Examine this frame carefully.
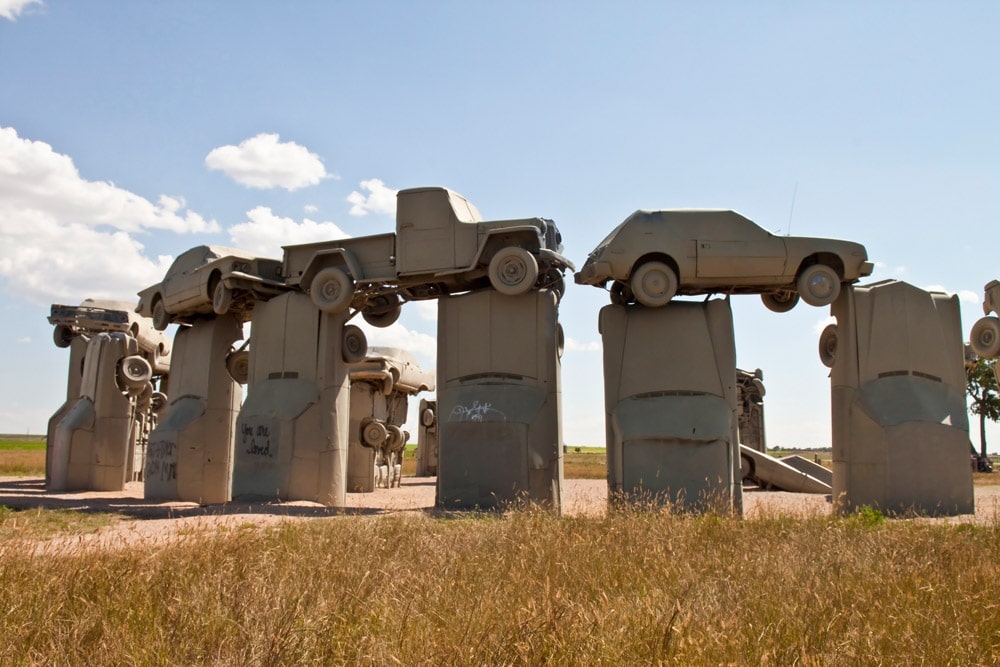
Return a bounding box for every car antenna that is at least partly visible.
[786,181,798,236]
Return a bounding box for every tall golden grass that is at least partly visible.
[2,506,999,665]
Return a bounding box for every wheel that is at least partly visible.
[362,420,388,447]
[381,368,399,396]
[751,378,766,398]
[386,425,406,452]
[421,407,436,427]
[362,294,402,328]
[797,264,841,307]
[819,324,839,368]
[151,391,168,413]
[556,323,565,359]
[53,325,74,348]
[971,316,1000,358]
[226,349,250,384]
[342,324,368,364]
[151,296,170,331]
[609,281,633,305]
[212,280,233,315]
[488,247,539,295]
[117,355,152,391]
[310,267,354,314]
[629,261,677,308]
[761,290,800,313]
[740,454,755,482]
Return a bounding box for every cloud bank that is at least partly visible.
[0,126,214,303]
[347,178,397,216]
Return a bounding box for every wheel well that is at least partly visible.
[797,253,844,279]
[303,255,350,289]
[629,253,679,280]
[481,232,541,264]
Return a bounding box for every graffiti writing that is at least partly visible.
[449,400,507,422]
[242,422,275,458]
[145,439,176,482]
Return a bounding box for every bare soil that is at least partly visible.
[3,476,999,552]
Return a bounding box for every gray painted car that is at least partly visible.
[575,209,873,311]
[136,245,286,330]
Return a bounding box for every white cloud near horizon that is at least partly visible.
[0,0,41,20]
[227,206,349,257]
[347,178,397,216]
[0,126,213,303]
[357,320,437,364]
[205,133,329,191]
[565,337,600,352]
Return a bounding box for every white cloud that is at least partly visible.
[565,337,600,352]
[812,314,837,334]
[303,204,318,214]
[205,133,329,191]
[0,0,41,21]
[227,206,349,257]
[347,178,397,216]
[0,126,213,304]
[873,261,906,277]
[17,337,30,343]
[357,320,437,364]
[416,300,438,322]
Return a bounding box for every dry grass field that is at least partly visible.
[3,442,1000,664]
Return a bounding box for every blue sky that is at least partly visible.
[1,1,998,449]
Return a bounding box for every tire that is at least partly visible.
[556,323,565,359]
[797,264,841,307]
[761,290,800,313]
[151,391,168,413]
[971,316,1000,358]
[118,355,152,391]
[136,382,154,407]
[386,425,406,452]
[538,268,565,300]
[151,296,170,331]
[226,349,250,384]
[310,267,355,314]
[421,407,436,427]
[609,281,633,305]
[489,247,539,296]
[362,294,402,328]
[53,325,74,348]
[819,323,838,368]
[212,280,233,315]
[629,261,677,308]
[342,324,368,364]
[740,454,755,482]
[380,368,399,396]
[362,420,388,447]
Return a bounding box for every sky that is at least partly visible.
[1,1,998,450]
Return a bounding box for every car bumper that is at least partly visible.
[574,260,612,285]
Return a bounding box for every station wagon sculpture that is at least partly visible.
[575,209,873,311]
[283,187,574,326]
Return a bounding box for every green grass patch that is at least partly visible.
[0,440,46,451]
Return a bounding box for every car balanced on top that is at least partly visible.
[575,209,873,311]
[282,186,574,327]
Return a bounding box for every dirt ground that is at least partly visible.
[3,476,999,552]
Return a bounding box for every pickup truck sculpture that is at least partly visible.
[283,187,574,326]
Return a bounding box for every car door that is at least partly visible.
[695,212,788,282]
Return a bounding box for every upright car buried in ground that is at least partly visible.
[575,209,873,311]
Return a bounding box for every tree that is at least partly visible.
[967,357,1000,458]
